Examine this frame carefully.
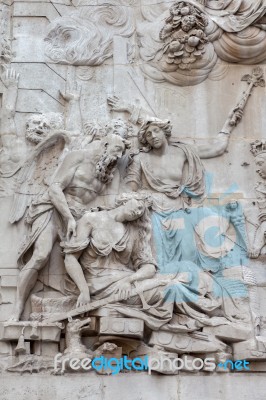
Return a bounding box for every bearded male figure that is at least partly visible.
[10,134,130,321]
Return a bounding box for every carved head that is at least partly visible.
[104,133,131,160]
[25,113,64,144]
[66,317,91,334]
[115,192,153,222]
[105,118,133,139]
[138,119,172,149]
[250,140,266,180]
[95,134,131,184]
[120,198,146,222]
[225,199,239,211]
[255,154,266,180]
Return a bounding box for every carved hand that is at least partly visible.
[112,279,132,300]
[248,248,261,259]
[67,217,77,241]
[60,82,81,102]
[107,95,129,112]
[1,68,20,88]
[228,108,243,127]
[76,291,91,307]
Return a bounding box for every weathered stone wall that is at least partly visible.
[0,1,266,398]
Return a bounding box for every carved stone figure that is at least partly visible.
[108,95,242,211]
[249,140,266,258]
[61,193,249,336]
[0,68,24,194]
[9,134,130,321]
[63,194,156,308]
[25,113,64,145]
[63,317,93,362]
[1,0,266,383]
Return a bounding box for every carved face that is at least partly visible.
[122,199,145,222]
[227,200,238,210]
[145,124,166,149]
[25,115,51,144]
[255,155,266,179]
[109,119,128,138]
[106,135,126,160]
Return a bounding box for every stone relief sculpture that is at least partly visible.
[43,0,266,86]
[60,194,249,327]
[249,140,266,258]
[0,63,264,375]
[1,0,266,381]
[202,0,266,32]
[107,91,242,211]
[44,2,134,65]
[138,1,218,86]
[9,133,130,321]
[0,68,23,195]
[138,0,266,85]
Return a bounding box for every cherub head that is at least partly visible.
[225,199,239,211]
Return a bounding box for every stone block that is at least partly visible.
[81,317,98,336]
[0,322,63,342]
[202,324,252,343]
[33,341,59,357]
[0,304,14,322]
[232,337,266,361]
[99,317,144,339]
[148,331,228,354]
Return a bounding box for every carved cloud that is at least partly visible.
[44,4,134,65]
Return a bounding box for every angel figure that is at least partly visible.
[9,131,130,321]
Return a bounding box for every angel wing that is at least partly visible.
[9,130,70,224]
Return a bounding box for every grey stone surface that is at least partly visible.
[0,0,266,395]
[0,373,266,400]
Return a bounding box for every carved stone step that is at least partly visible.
[99,317,144,339]
[148,331,229,354]
[0,322,63,342]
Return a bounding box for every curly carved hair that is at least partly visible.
[138,119,172,147]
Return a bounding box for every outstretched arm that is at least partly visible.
[60,82,82,135]
[110,263,156,300]
[195,110,243,159]
[64,214,94,306]
[107,95,148,125]
[1,68,19,141]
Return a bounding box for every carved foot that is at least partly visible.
[8,302,23,322]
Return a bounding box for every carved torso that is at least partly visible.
[142,146,186,187]
[65,153,106,206]
[88,212,126,248]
